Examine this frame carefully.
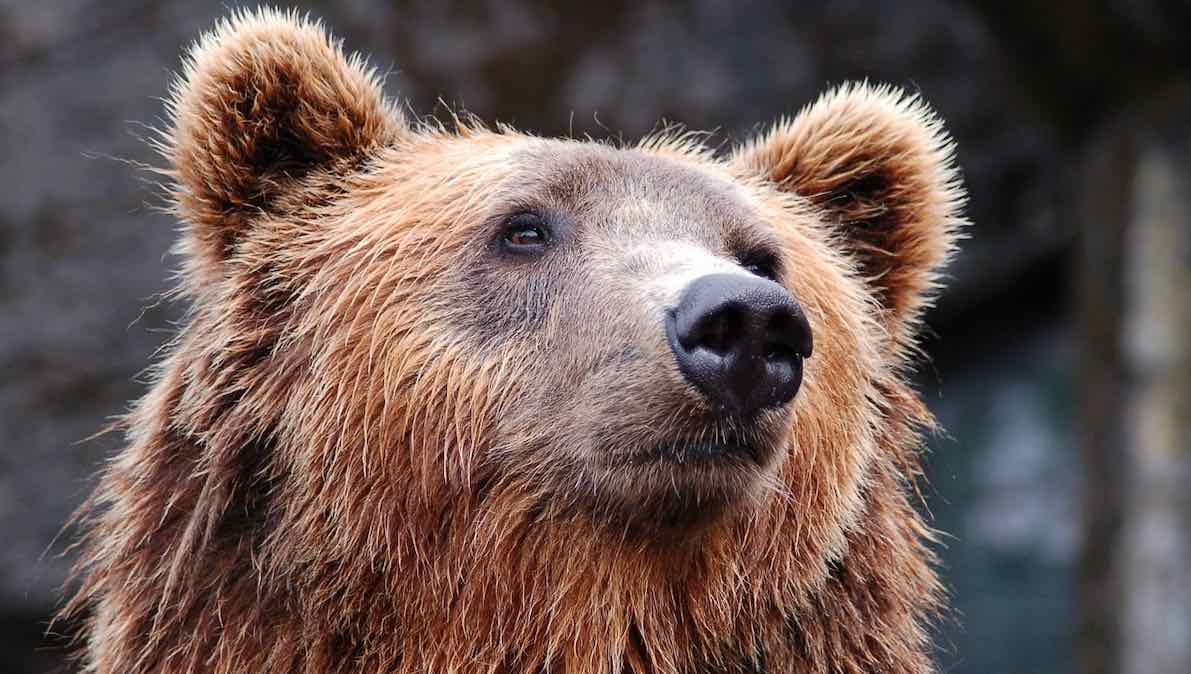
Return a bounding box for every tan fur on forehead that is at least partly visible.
[64,9,959,674]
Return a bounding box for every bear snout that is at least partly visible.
[666,273,812,419]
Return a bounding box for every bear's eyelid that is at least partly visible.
[735,248,782,281]
[498,210,553,255]
[724,220,782,276]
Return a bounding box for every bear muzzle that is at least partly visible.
[666,273,812,420]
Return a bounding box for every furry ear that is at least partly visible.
[732,83,965,348]
[164,8,404,277]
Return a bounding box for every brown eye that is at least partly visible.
[738,250,780,281]
[502,212,551,253]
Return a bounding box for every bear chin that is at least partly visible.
[584,428,788,532]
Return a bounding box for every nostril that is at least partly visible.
[765,309,813,360]
[764,342,795,363]
[685,303,743,356]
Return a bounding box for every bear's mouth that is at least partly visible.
[588,431,778,531]
[618,435,765,467]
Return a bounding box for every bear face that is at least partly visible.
[67,9,964,674]
[367,139,878,532]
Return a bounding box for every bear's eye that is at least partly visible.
[501,211,551,253]
[737,250,780,281]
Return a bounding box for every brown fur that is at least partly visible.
[63,9,966,674]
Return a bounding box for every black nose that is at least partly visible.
[666,273,813,418]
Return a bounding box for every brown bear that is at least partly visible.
[64,8,966,674]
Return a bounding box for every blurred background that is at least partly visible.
[1,1,1188,672]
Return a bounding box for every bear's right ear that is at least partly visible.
[164,9,404,278]
[730,84,965,352]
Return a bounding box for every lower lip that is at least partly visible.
[625,440,760,466]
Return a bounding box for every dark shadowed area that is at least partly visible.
[1,2,1187,673]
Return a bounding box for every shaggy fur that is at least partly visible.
[64,9,966,674]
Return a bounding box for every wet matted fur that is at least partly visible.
[63,8,966,674]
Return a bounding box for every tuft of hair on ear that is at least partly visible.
[732,83,967,354]
[160,7,405,283]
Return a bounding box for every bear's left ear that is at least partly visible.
[731,84,966,348]
[164,9,406,281]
